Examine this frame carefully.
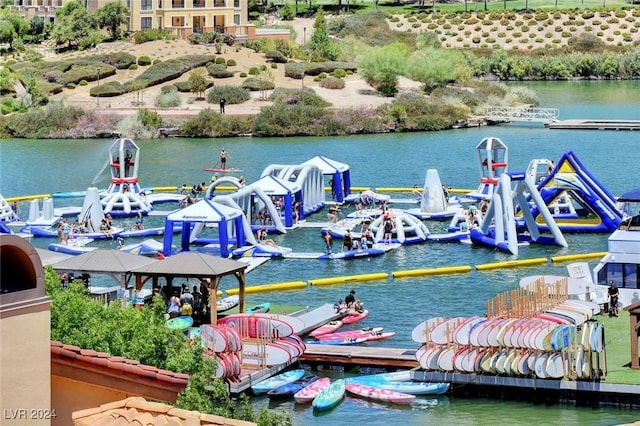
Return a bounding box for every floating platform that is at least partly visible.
[294,303,343,335]
[301,344,418,368]
[546,119,640,130]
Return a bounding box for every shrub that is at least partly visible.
[161,85,178,94]
[138,108,162,128]
[319,77,345,89]
[206,86,250,104]
[215,57,226,65]
[206,64,233,78]
[105,52,137,69]
[129,64,138,70]
[154,91,181,108]
[79,80,88,86]
[271,63,278,69]
[44,70,63,83]
[226,59,236,67]
[269,88,330,108]
[138,56,152,66]
[67,83,76,89]
[134,28,174,44]
[173,80,214,92]
[331,69,346,78]
[241,77,275,91]
[265,50,288,64]
[239,72,247,77]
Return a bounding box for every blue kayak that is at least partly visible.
[267,375,318,399]
[252,369,306,395]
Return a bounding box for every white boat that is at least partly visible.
[591,191,640,308]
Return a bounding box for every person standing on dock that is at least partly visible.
[608,281,620,317]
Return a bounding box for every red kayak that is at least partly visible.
[345,382,416,404]
[365,331,396,342]
[294,377,331,403]
[316,327,384,341]
[342,309,369,324]
[309,320,343,338]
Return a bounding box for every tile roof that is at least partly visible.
[51,341,190,386]
[72,397,256,426]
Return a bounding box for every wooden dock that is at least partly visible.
[300,344,419,368]
[546,119,640,130]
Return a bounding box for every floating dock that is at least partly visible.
[301,344,418,368]
[546,119,640,130]
[295,303,343,335]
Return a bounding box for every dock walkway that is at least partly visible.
[301,344,418,368]
[294,303,343,335]
[546,119,640,130]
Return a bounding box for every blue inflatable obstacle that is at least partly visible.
[522,151,623,233]
[470,173,567,255]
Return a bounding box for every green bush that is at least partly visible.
[269,88,330,107]
[271,63,277,69]
[239,72,247,77]
[161,85,178,94]
[215,57,226,65]
[129,64,138,70]
[154,91,181,108]
[206,86,250,104]
[125,55,215,91]
[241,77,275,91]
[206,64,233,78]
[79,80,88,86]
[248,67,260,75]
[67,83,76,89]
[331,68,346,78]
[226,59,236,67]
[134,28,174,44]
[265,50,288,64]
[174,80,214,92]
[105,52,137,69]
[138,56,152,66]
[138,108,162,128]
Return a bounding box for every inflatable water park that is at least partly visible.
[2,136,630,264]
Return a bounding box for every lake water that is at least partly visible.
[1,81,639,424]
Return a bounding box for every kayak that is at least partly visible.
[165,316,193,331]
[216,295,239,313]
[267,375,318,399]
[312,379,346,411]
[374,381,450,395]
[365,331,396,342]
[348,370,412,384]
[315,327,383,341]
[294,377,331,404]
[346,382,416,405]
[306,337,368,345]
[309,320,343,338]
[342,309,369,324]
[251,369,306,395]
[245,302,271,314]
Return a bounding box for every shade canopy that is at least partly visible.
[302,155,350,174]
[619,188,640,202]
[252,175,302,195]
[166,198,243,222]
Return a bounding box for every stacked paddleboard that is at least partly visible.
[412,300,604,380]
[217,313,306,367]
[200,324,243,379]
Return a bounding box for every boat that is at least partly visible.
[365,331,396,342]
[251,369,306,395]
[245,302,271,314]
[373,381,450,395]
[342,309,369,324]
[345,382,416,405]
[216,295,239,313]
[312,379,346,411]
[294,377,331,404]
[315,327,384,341]
[309,320,343,338]
[267,375,318,399]
[348,370,412,384]
[306,337,368,345]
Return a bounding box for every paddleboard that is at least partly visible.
[437,347,456,371]
[365,331,395,342]
[218,314,294,338]
[252,313,306,334]
[411,317,446,343]
[309,320,343,337]
[203,167,243,173]
[242,341,292,366]
[545,352,565,379]
[430,317,465,345]
[342,309,369,324]
[316,327,384,341]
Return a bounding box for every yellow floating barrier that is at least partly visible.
[375,187,415,193]
[149,186,177,192]
[226,281,307,295]
[475,257,548,271]
[5,194,51,202]
[392,265,473,278]
[551,252,607,263]
[309,273,388,286]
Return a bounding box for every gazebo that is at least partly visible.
[51,249,158,288]
[131,252,248,324]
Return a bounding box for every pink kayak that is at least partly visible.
[342,309,369,324]
[345,382,416,404]
[294,377,331,403]
[365,331,396,342]
[309,320,343,338]
[316,327,383,341]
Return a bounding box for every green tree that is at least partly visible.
[52,0,100,50]
[28,16,46,43]
[188,68,208,100]
[0,9,29,52]
[406,48,469,93]
[358,42,409,96]
[96,0,128,41]
[307,9,340,61]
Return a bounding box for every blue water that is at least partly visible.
[1,81,639,424]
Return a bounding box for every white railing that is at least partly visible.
[485,106,560,123]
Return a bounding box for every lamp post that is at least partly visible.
[303,27,306,45]
[96,67,100,107]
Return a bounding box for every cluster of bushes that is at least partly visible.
[133,28,175,44]
[206,86,251,105]
[206,63,234,78]
[187,32,234,46]
[180,108,252,137]
[90,55,215,97]
[284,61,357,79]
